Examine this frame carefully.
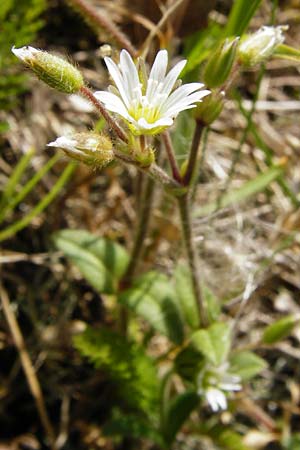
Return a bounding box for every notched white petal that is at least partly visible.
[47,136,77,151]
[12,45,39,61]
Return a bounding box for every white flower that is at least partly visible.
[206,387,228,412]
[94,49,210,135]
[198,363,242,412]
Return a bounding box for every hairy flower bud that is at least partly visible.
[12,46,84,94]
[194,91,224,125]
[238,26,287,67]
[203,37,239,89]
[48,132,114,168]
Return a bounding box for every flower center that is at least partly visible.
[128,96,160,124]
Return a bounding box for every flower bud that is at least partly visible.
[116,137,155,168]
[12,46,84,94]
[203,37,239,89]
[238,26,287,67]
[193,91,224,125]
[47,132,114,168]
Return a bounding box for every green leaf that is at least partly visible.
[214,428,252,450]
[53,229,129,294]
[0,162,76,242]
[174,265,220,330]
[0,153,60,224]
[74,326,159,413]
[119,271,184,344]
[191,323,231,366]
[229,351,267,380]
[171,110,195,161]
[262,315,298,344]
[162,390,199,445]
[0,148,35,210]
[274,44,300,63]
[174,264,199,329]
[182,22,222,77]
[103,410,162,445]
[194,164,284,217]
[174,345,205,383]
[224,0,262,37]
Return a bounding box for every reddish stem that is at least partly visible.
[80,86,128,143]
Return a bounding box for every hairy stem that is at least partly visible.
[177,194,208,328]
[183,120,205,185]
[118,173,157,335]
[66,0,137,57]
[114,150,183,193]
[80,86,128,143]
[121,175,156,288]
[162,131,183,184]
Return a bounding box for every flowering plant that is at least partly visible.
[8,1,300,448]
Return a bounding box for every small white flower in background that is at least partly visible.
[238,25,287,66]
[197,363,241,412]
[205,387,227,412]
[94,49,210,135]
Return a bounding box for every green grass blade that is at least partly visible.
[0,154,60,223]
[273,43,300,62]
[194,164,284,217]
[0,148,35,208]
[224,0,263,37]
[0,162,76,242]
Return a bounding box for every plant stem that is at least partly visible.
[66,0,137,57]
[162,131,183,184]
[177,193,208,328]
[118,173,157,335]
[80,86,128,143]
[183,119,205,185]
[121,175,156,288]
[114,150,183,193]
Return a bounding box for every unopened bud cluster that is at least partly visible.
[12,46,84,94]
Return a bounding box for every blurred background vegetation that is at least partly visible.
[1,1,300,449]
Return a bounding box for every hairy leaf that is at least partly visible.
[74,326,159,413]
[162,390,199,446]
[262,315,298,344]
[229,351,267,380]
[119,271,184,344]
[53,229,129,294]
[191,323,231,366]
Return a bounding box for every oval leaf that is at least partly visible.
[174,264,220,330]
[262,315,298,344]
[162,390,199,445]
[229,351,267,380]
[119,271,184,345]
[191,323,231,366]
[53,229,129,294]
